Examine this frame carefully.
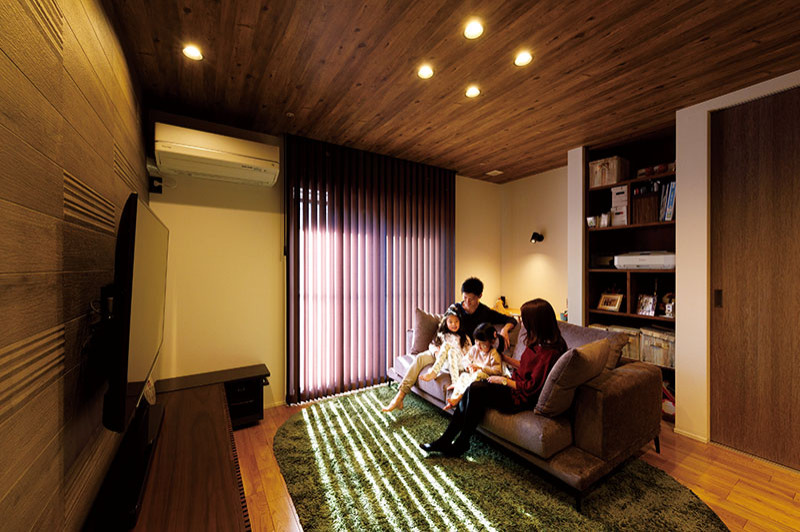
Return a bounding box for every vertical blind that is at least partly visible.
[285,135,455,403]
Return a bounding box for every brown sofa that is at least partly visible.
[387,319,662,508]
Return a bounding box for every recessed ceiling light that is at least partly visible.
[182,44,203,61]
[485,170,504,177]
[465,85,480,98]
[464,19,484,39]
[515,51,533,67]
[418,64,434,79]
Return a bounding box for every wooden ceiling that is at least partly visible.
[104,0,800,183]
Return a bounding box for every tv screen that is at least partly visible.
[103,193,169,432]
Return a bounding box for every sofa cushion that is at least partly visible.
[482,409,572,459]
[410,308,443,354]
[393,353,449,401]
[535,339,610,417]
[513,322,625,367]
[511,322,626,367]
[512,326,528,360]
[558,321,627,369]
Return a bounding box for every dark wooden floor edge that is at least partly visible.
[224,395,252,531]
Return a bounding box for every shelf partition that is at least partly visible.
[589,221,674,232]
[588,309,675,322]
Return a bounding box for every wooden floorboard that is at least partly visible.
[235,404,305,532]
[236,407,800,532]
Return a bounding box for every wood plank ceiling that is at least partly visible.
[104,0,800,183]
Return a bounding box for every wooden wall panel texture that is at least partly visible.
[0,125,63,216]
[0,0,147,530]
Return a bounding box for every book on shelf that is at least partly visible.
[665,181,675,221]
[658,181,676,221]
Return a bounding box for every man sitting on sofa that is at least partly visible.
[382,277,517,412]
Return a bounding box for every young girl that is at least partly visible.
[419,308,471,384]
[444,322,503,410]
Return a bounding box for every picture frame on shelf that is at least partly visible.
[597,293,623,312]
[636,294,656,316]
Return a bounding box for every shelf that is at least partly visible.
[589,268,675,273]
[588,309,675,322]
[588,221,674,232]
[628,171,676,185]
[588,170,675,191]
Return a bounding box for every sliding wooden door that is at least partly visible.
[710,86,800,469]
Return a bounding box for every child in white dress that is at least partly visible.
[419,308,471,383]
[444,322,503,410]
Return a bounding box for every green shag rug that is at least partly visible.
[274,384,728,531]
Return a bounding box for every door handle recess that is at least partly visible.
[714,289,723,308]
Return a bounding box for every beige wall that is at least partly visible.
[566,148,586,325]
[455,176,503,303]
[150,174,286,407]
[455,170,569,314]
[147,168,568,411]
[500,167,568,314]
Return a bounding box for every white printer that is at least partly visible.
[614,251,675,269]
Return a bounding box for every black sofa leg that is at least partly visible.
[575,495,582,513]
[654,436,661,454]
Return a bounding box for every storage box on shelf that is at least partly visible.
[608,325,641,360]
[588,156,629,188]
[640,327,675,368]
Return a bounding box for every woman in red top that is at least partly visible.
[420,298,567,456]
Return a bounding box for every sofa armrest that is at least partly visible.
[573,361,662,460]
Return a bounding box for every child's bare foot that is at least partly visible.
[443,402,454,411]
[447,395,461,409]
[446,384,455,391]
[420,371,436,382]
[382,391,405,412]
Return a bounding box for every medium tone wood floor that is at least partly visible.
[235,405,800,531]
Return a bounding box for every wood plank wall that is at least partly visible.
[0,0,148,529]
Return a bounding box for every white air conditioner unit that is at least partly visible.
[154,122,279,186]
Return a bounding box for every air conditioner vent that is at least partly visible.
[154,123,280,187]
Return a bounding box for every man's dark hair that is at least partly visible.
[460,277,483,297]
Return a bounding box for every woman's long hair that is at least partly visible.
[432,306,469,348]
[520,299,567,354]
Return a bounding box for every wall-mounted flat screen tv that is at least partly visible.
[103,192,169,433]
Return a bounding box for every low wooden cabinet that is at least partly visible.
[86,365,269,530]
[156,364,270,429]
[134,384,250,531]
[134,364,270,529]
[224,373,267,429]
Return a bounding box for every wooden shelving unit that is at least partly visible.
[584,132,676,416]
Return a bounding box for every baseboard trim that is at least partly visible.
[673,427,709,443]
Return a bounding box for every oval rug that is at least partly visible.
[274,384,728,531]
